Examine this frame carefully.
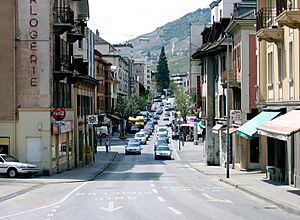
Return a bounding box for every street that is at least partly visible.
[0,133,299,220]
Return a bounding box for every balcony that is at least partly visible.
[256,8,284,43]
[53,55,74,81]
[276,4,300,29]
[53,7,74,35]
[67,19,85,43]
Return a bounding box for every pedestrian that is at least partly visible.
[105,137,109,153]
[179,133,185,147]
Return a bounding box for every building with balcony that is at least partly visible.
[0,0,97,175]
[255,0,300,187]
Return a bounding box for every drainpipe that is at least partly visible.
[13,0,17,156]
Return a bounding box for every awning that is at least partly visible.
[257,109,300,141]
[212,124,224,134]
[180,123,194,128]
[236,111,281,139]
[223,127,237,134]
[198,121,206,128]
[108,114,120,120]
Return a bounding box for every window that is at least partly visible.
[267,52,273,84]
[289,42,293,81]
[278,47,282,83]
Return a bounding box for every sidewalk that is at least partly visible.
[174,140,300,216]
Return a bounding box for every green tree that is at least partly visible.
[156,46,170,92]
[174,88,193,122]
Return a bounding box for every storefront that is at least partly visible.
[257,109,300,187]
[235,111,281,170]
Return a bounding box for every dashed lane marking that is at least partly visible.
[168,207,183,215]
[152,189,158,194]
[157,196,165,202]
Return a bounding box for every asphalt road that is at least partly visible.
[0,130,299,220]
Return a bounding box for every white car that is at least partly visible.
[134,132,147,144]
[0,154,38,178]
[156,126,168,137]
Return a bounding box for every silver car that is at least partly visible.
[154,145,172,160]
[125,141,142,155]
[0,154,38,178]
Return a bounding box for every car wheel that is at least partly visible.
[7,168,18,178]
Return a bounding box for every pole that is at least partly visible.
[226,34,231,178]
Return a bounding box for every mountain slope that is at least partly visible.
[130,8,210,74]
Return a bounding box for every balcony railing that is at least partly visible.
[53,7,74,25]
[256,8,278,31]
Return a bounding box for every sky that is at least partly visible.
[87,0,211,44]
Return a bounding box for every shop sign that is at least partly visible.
[86,115,98,124]
[230,110,241,123]
[52,121,72,135]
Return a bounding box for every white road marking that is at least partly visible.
[150,184,155,188]
[47,213,54,217]
[100,201,122,212]
[152,189,158,194]
[168,207,183,215]
[202,193,232,203]
[171,142,181,161]
[157,196,165,202]
[51,209,57,212]
[0,182,87,219]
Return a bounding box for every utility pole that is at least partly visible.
[225,33,232,179]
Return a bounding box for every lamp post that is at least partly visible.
[225,33,232,179]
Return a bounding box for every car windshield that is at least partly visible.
[158,128,167,132]
[157,146,170,151]
[136,133,145,137]
[157,140,167,145]
[158,133,167,137]
[2,155,19,162]
[128,143,140,147]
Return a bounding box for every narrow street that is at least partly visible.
[0,134,298,220]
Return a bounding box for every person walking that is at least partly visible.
[105,137,109,153]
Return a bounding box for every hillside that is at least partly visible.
[130,8,211,74]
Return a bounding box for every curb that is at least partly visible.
[0,152,118,202]
[87,152,118,181]
[219,178,300,216]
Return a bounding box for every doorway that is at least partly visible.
[249,137,260,169]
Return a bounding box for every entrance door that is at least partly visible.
[249,137,260,169]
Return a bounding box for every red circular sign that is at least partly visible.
[51,108,66,121]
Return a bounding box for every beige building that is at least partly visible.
[0,0,97,175]
[255,0,300,187]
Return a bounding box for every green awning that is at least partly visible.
[236,111,281,139]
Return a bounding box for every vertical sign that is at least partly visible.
[18,0,51,107]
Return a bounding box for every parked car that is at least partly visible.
[0,154,38,178]
[125,141,142,155]
[154,145,172,160]
[134,132,147,144]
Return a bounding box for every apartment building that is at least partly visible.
[254,0,300,187]
[0,0,98,175]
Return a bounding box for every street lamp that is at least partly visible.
[225,33,232,179]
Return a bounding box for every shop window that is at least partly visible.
[60,142,67,157]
